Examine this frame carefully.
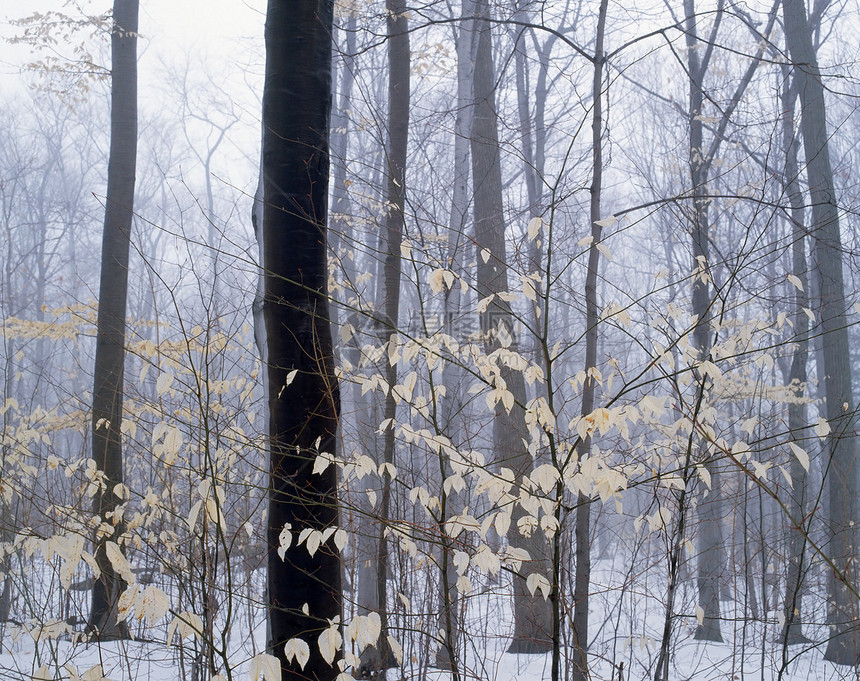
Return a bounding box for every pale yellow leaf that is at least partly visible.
[388,635,403,665]
[284,638,310,670]
[249,652,283,681]
[526,572,551,600]
[105,541,135,584]
[318,622,342,665]
[32,665,51,681]
[485,505,507,537]
[788,441,810,473]
[476,294,494,314]
[81,666,107,681]
[277,525,292,561]
[156,372,174,396]
[138,585,170,625]
[428,269,446,294]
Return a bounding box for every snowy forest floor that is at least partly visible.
[1,556,857,681]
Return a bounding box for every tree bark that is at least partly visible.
[262,1,342,678]
[470,0,552,654]
[677,0,778,643]
[512,13,553,390]
[683,0,724,642]
[360,0,410,675]
[783,0,859,664]
[88,0,138,640]
[434,3,474,672]
[570,4,608,679]
[329,10,358,316]
[778,70,812,647]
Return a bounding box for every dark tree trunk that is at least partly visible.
[683,0,724,643]
[778,70,812,648]
[88,0,138,640]
[570,4,608,679]
[783,0,859,664]
[363,0,410,674]
[470,0,552,654]
[262,1,342,678]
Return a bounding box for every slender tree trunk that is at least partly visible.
[683,0,724,642]
[434,4,474,672]
[778,71,811,647]
[330,10,358,315]
[783,0,859,664]
[329,12,389,673]
[570,4,608,679]
[677,0,777,642]
[262,1,342,678]
[470,0,552,653]
[362,0,410,674]
[512,17,553,389]
[88,0,138,640]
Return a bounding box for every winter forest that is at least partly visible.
[1,0,859,679]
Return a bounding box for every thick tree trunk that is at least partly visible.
[470,0,552,654]
[88,0,138,640]
[783,0,859,664]
[262,1,342,678]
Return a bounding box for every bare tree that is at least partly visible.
[261,0,341,677]
[88,0,139,640]
[777,66,812,648]
[363,0,411,673]
[783,0,859,664]
[571,5,609,679]
[470,0,552,653]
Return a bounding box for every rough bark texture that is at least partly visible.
[262,1,342,678]
[470,0,552,654]
[783,0,859,664]
[88,0,138,640]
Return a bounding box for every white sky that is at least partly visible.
[0,0,270,215]
[0,0,266,94]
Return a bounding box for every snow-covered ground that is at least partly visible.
[2,556,857,681]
